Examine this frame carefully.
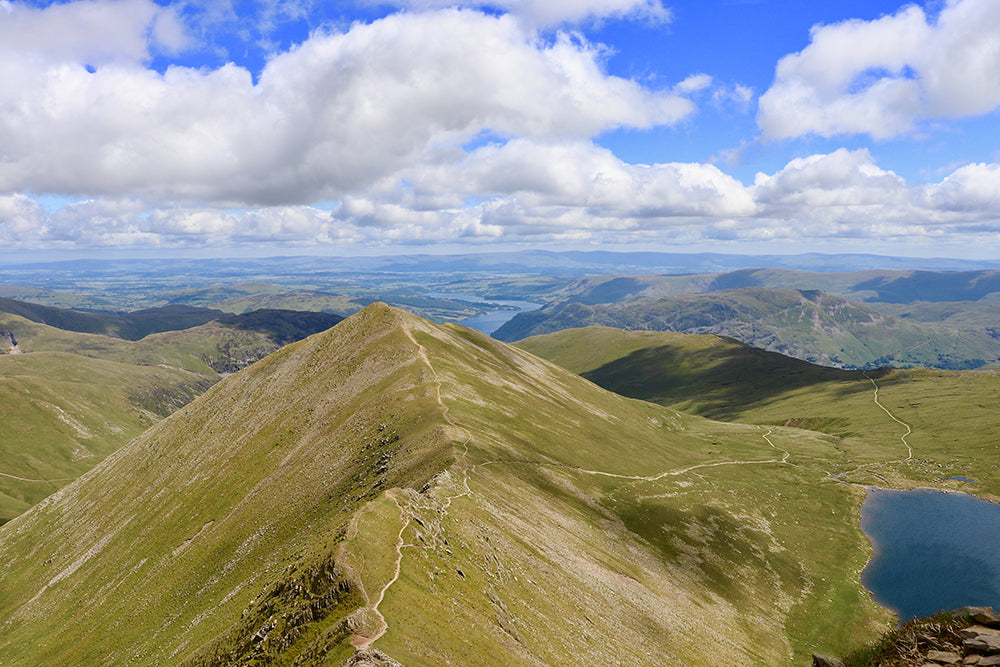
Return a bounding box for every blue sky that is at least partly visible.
[2,0,1000,258]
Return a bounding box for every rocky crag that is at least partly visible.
[815,607,1000,667]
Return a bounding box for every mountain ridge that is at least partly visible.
[0,303,888,665]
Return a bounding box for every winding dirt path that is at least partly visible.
[351,494,410,651]
[0,471,74,483]
[864,371,913,462]
[351,323,475,652]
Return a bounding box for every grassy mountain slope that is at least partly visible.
[0,304,890,665]
[0,351,213,523]
[517,326,1000,498]
[1,308,343,374]
[0,309,343,522]
[495,287,1000,369]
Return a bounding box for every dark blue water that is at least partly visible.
[426,292,541,335]
[860,488,1000,620]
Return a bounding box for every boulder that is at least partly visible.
[960,608,1000,629]
[963,626,1000,640]
[965,634,1000,654]
[812,654,846,667]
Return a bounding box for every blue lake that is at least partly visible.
[426,292,541,335]
[860,488,1000,620]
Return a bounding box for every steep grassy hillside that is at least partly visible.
[0,352,213,522]
[495,288,1000,369]
[518,326,1000,498]
[0,304,892,665]
[0,309,344,522]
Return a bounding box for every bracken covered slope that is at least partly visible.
[0,304,887,665]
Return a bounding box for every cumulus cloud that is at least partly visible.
[754,148,908,209]
[395,139,756,218]
[923,162,1000,213]
[0,8,695,206]
[0,0,187,64]
[758,0,1000,139]
[8,149,1000,251]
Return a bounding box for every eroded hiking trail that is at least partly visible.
[864,371,913,462]
[349,324,475,653]
[494,426,794,484]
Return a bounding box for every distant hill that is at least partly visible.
[0,304,902,665]
[494,287,1000,370]
[560,268,1000,306]
[0,306,343,374]
[6,251,1000,280]
[0,296,226,340]
[515,326,865,420]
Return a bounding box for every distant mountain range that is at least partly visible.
[494,286,1000,369]
[4,250,1000,280]
[555,268,1000,305]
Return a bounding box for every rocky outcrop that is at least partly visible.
[826,607,1000,666]
[0,329,17,352]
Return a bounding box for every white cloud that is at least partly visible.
[0,9,695,206]
[712,83,754,113]
[758,0,1000,139]
[395,139,756,219]
[364,0,671,27]
[0,145,989,250]
[754,148,908,209]
[9,146,1000,252]
[923,162,1000,213]
[674,73,712,94]
[0,0,187,64]
[0,194,46,243]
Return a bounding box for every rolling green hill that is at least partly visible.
[494,287,1000,370]
[0,307,343,374]
[517,326,1000,498]
[0,304,898,665]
